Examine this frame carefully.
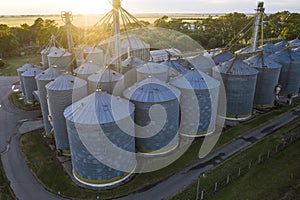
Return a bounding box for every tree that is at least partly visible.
[0,24,19,57]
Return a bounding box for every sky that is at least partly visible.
[0,0,299,15]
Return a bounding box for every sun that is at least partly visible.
[70,0,111,15]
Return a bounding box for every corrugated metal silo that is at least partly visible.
[213,59,258,120]
[73,62,101,81]
[274,40,288,52]
[64,91,136,187]
[170,70,220,137]
[161,59,193,78]
[235,46,260,55]
[74,44,85,66]
[47,48,72,71]
[187,55,216,75]
[260,43,277,56]
[17,63,33,95]
[88,68,124,95]
[123,78,181,155]
[212,51,234,65]
[136,62,169,82]
[35,67,61,134]
[83,47,104,65]
[289,38,300,47]
[41,46,58,69]
[21,67,42,103]
[46,74,87,155]
[121,57,145,89]
[269,47,300,96]
[245,54,282,107]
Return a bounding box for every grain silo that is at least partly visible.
[245,53,282,107]
[35,67,61,135]
[212,51,234,65]
[289,38,300,48]
[121,56,145,74]
[136,62,169,82]
[46,74,87,155]
[17,63,33,95]
[121,57,145,89]
[41,46,58,69]
[73,44,85,66]
[64,91,136,187]
[274,40,288,52]
[73,62,101,81]
[47,48,72,71]
[83,47,104,65]
[170,70,220,137]
[269,47,300,96]
[161,59,193,78]
[120,35,150,62]
[187,55,216,75]
[21,67,42,103]
[123,78,181,155]
[235,46,260,55]
[213,59,258,120]
[260,43,277,56]
[87,68,124,95]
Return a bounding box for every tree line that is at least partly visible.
[0,11,299,58]
[154,11,300,50]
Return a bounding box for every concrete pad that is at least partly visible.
[19,120,44,134]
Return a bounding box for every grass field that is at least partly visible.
[171,120,300,200]
[0,55,41,76]
[19,97,300,199]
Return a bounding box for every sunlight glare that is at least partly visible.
[71,0,111,14]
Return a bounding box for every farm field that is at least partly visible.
[0,13,223,27]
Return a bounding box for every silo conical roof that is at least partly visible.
[161,59,193,75]
[21,67,42,77]
[235,46,260,54]
[274,40,288,52]
[217,59,258,75]
[212,51,234,65]
[17,63,33,72]
[288,38,300,46]
[260,43,277,55]
[46,74,86,91]
[73,62,101,75]
[122,57,145,67]
[187,55,216,73]
[170,69,220,90]
[137,62,169,74]
[64,92,134,124]
[269,47,300,63]
[88,68,124,83]
[35,67,61,81]
[48,48,72,58]
[246,54,282,69]
[123,78,180,103]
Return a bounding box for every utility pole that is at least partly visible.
[113,0,121,73]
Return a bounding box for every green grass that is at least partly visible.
[0,157,16,200]
[19,99,300,199]
[0,55,41,76]
[9,92,40,111]
[170,120,300,200]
